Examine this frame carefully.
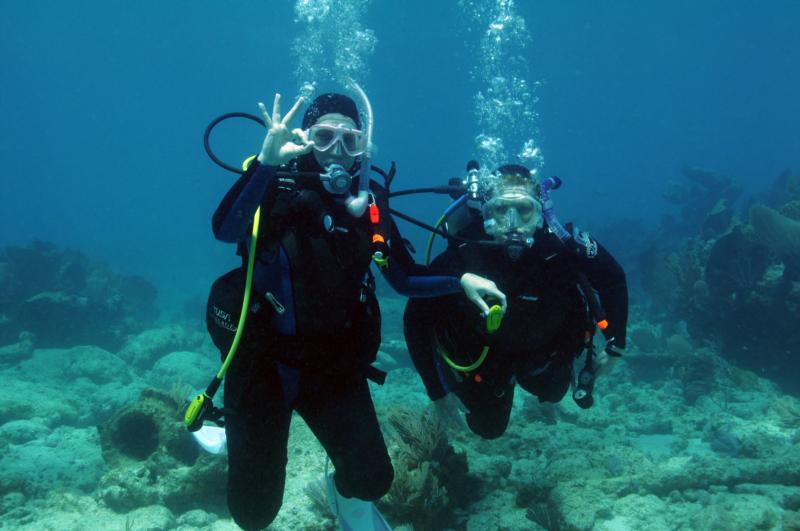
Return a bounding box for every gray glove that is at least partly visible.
[460,273,507,316]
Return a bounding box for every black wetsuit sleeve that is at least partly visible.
[578,240,629,349]
[212,160,277,243]
[404,297,449,400]
[374,190,462,297]
[386,217,427,274]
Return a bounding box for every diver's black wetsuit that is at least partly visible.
[404,218,628,439]
[208,157,459,530]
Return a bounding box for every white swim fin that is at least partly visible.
[191,425,227,455]
[326,471,392,531]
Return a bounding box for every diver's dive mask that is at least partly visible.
[307,124,366,157]
[482,191,543,245]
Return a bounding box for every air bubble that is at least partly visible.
[292,0,376,91]
[463,0,543,171]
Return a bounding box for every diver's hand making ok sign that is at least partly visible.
[256,93,314,166]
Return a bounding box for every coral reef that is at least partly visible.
[763,169,800,208]
[302,475,336,527]
[640,166,800,394]
[661,165,741,239]
[638,238,711,323]
[0,241,158,350]
[520,397,558,425]
[637,245,682,313]
[4,185,800,528]
[772,396,800,429]
[0,331,34,368]
[2,317,800,529]
[0,425,104,497]
[665,333,693,358]
[380,407,481,530]
[96,388,227,514]
[705,225,770,299]
[781,199,800,221]
[629,326,661,353]
[676,353,716,406]
[117,325,209,371]
[701,216,799,392]
[98,388,194,469]
[751,203,800,270]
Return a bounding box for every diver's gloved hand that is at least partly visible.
[256,93,314,166]
[460,273,507,316]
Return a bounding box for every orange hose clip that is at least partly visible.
[597,319,609,330]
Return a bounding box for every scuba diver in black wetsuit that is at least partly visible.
[195,88,505,531]
[404,163,628,439]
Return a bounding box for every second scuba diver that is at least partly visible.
[404,163,629,439]
[202,89,505,531]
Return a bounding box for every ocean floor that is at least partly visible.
[1,297,799,530]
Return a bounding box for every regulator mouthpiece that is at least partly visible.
[320,164,353,195]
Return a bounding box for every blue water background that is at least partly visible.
[2,0,799,314]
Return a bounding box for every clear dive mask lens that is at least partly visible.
[307,124,366,157]
[482,194,543,241]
